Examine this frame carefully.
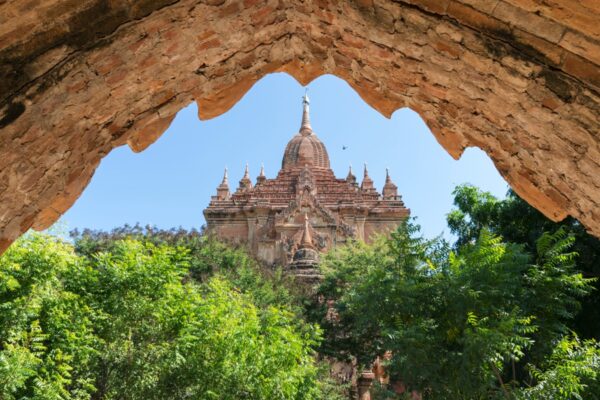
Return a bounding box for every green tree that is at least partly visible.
[447,184,600,339]
[70,225,299,312]
[0,234,98,399]
[315,221,596,399]
[517,335,600,400]
[0,233,323,399]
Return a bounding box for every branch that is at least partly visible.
[491,362,511,400]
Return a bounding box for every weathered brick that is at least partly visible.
[493,1,566,43]
[503,0,600,40]
[105,69,129,86]
[563,52,600,90]
[559,31,600,66]
[95,54,123,76]
[541,96,562,111]
[432,39,462,59]
[434,22,464,43]
[456,0,499,14]
[512,28,564,66]
[447,1,509,33]
[196,38,222,51]
[403,0,450,14]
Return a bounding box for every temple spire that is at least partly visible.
[288,213,320,282]
[256,163,266,185]
[346,164,358,187]
[215,166,230,200]
[382,167,399,200]
[300,214,314,248]
[361,162,376,194]
[238,163,253,191]
[222,167,229,185]
[300,89,312,136]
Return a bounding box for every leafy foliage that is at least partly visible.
[315,220,596,399]
[448,184,600,339]
[0,233,322,399]
[4,184,600,400]
[518,335,600,400]
[70,225,298,312]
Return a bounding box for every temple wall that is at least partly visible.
[207,221,249,246]
[208,211,407,267]
[256,242,277,266]
[363,220,404,243]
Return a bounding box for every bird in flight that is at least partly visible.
[342,145,348,150]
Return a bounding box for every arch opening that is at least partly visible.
[57,73,509,242]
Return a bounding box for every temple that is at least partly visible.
[203,94,409,275]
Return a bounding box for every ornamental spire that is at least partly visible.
[300,214,314,248]
[347,164,354,179]
[346,164,358,187]
[300,89,312,136]
[238,163,253,191]
[361,162,376,194]
[256,163,266,185]
[221,166,229,186]
[383,167,399,200]
[215,166,230,200]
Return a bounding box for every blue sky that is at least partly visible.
[58,73,509,240]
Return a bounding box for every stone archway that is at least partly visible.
[0,0,598,252]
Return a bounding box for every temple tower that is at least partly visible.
[204,94,410,272]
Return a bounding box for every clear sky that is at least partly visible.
[58,73,509,240]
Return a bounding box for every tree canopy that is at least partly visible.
[447,184,600,339]
[0,233,322,400]
[3,185,600,399]
[313,220,599,399]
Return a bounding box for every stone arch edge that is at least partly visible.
[0,0,598,253]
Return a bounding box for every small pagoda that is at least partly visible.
[203,94,410,271]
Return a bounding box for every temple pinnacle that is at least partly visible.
[300,89,312,135]
[382,167,399,200]
[237,163,253,191]
[256,162,266,185]
[346,164,358,187]
[214,166,231,200]
[361,162,376,193]
[300,213,313,247]
[221,166,229,185]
